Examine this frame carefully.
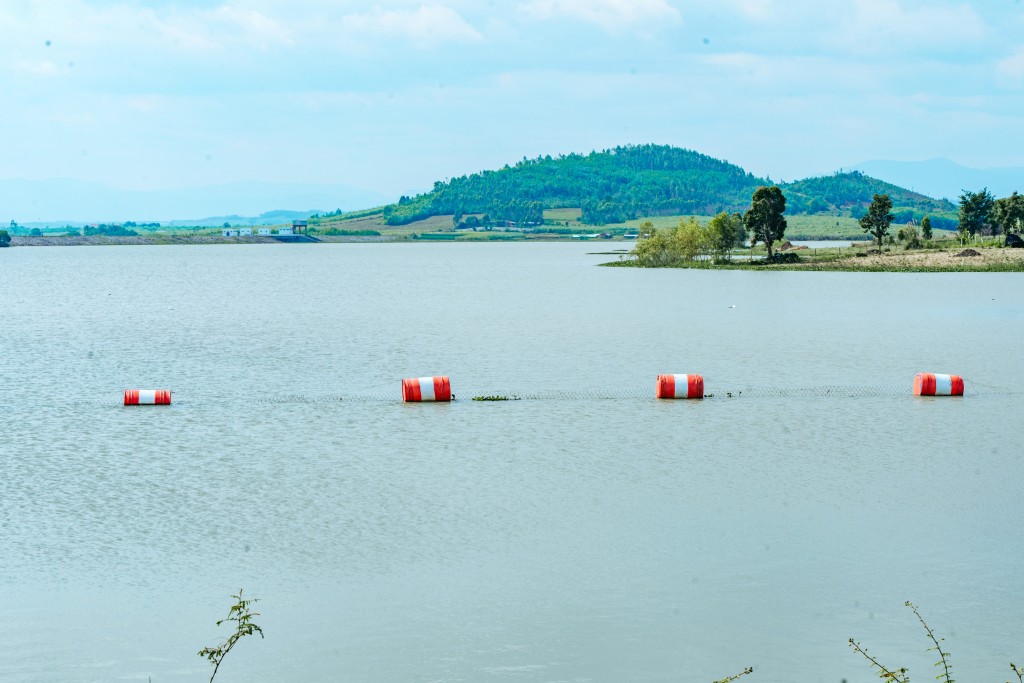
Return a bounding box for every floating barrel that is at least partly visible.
[124,389,172,405]
[913,373,964,396]
[656,374,704,399]
[402,376,451,402]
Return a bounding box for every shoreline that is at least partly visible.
[5,234,396,247]
[7,237,1022,272]
[604,246,1024,272]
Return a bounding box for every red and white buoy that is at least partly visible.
[124,389,172,405]
[402,376,452,402]
[656,374,704,399]
[913,373,964,396]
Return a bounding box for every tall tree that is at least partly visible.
[920,215,932,241]
[744,186,787,260]
[676,217,710,262]
[707,211,743,262]
[958,188,996,239]
[859,193,894,252]
[995,192,1024,235]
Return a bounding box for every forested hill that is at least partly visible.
[384,145,766,225]
[781,172,956,216]
[379,145,955,227]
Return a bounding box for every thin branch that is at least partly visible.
[713,666,753,683]
[905,602,953,683]
[849,638,910,683]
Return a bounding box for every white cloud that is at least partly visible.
[997,47,1024,89]
[339,5,484,49]
[829,0,987,53]
[730,0,774,21]
[207,5,294,50]
[0,1,293,55]
[11,60,65,77]
[518,0,681,31]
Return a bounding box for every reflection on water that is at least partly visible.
[1,243,1022,682]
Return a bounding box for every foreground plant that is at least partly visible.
[713,666,753,683]
[198,589,264,683]
[850,601,952,683]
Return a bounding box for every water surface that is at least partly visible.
[1,243,1022,682]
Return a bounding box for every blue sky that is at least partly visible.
[2,0,1023,201]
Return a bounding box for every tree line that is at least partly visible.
[632,185,1024,266]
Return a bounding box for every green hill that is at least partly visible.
[780,171,956,224]
[383,145,767,226]
[348,145,960,231]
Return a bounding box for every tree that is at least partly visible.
[632,224,676,266]
[958,188,996,239]
[707,211,743,262]
[995,192,1024,235]
[0,229,10,247]
[198,589,264,683]
[631,218,712,266]
[29,227,42,236]
[743,186,787,259]
[676,217,709,261]
[897,225,921,249]
[920,215,932,241]
[859,193,894,252]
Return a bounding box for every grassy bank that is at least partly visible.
[605,244,1024,272]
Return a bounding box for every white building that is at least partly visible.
[258,228,271,236]
[238,227,253,236]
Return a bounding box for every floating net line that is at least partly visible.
[244,379,1016,404]
[55,379,1013,407]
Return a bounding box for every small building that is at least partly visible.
[292,220,308,233]
[277,226,294,236]
[238,227,253,236]
[257,227,271,236]
[222,229,239,237]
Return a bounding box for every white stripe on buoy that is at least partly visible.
[934,374,953,395]
[673,375,690,398]
[418,377,435,401]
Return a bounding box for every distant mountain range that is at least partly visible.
[3,151,1019,229]
[0,179,392,225]
[851,158,1024,202]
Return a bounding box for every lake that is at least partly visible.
[1,242,1022,683]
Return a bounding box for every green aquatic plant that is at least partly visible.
[849,638,910,683]
[907,601,954,683]
[198,589,264,683]
[849,602,953,683]
[713,666,753,683]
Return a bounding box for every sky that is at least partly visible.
[2,0,1023,202]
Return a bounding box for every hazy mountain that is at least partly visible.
[851,159,1024,202]
[0,178,392,224]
